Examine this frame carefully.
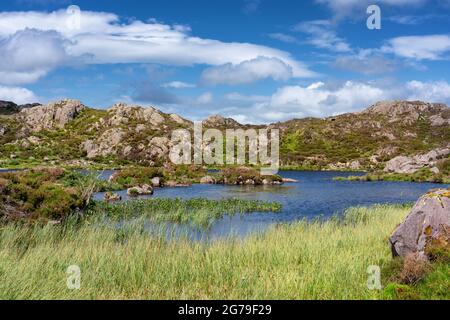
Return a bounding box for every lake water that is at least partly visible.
[93,170,449,240]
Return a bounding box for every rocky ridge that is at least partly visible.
[0,99,449,173]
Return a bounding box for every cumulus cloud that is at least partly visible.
[293,20,351,52]
[200,57,294,86]
[0,9,315,85]
[0,28,71,85]
[382,35,450,60]
[219,80,450,124]
[406,80,450,102]
[0,85,39,104]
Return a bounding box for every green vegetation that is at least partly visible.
[0,204,447,300]
[216,166,283,185]
[90,198,281,228]
[0,168,95,222]
[334,166,450,184]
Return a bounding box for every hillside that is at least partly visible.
[0,99,449,175]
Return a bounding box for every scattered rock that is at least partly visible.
[282,178,299,183]
[164,181,191,187]
[151,177,161,187]
[200,176,216,184]
[389,189,450,260]
[127,184,154,197]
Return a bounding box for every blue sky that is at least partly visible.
[1,0,450,123]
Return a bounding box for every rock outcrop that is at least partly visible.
[17,99,85,132]
[83,128,125,159]
[384,147,450,174]
[362,100,448,125]
[203,115,242,128]
[390,189,450,260]
[107,103,165,127]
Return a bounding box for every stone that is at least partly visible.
[282,178,299,183]
[389,189,450,260]
[151,177,161,187]
[200,176,216,184]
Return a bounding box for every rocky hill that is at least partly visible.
[0,99,449,174]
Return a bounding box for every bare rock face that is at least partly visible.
[148,137,170,158]
[390,189,450,260]
[362,100,448,125]
[18,99,85,132]
[384,147,450,174]
[82,128,125,159]
[170,114,190,125]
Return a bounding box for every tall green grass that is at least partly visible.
[0,204,416,300]
[89,198,282,228]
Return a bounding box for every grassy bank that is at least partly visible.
[2,204,447,300]
[334,168,450,184]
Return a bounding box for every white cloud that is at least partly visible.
[0,28,71,85]
[224,79,450,123]
[0,9,315,84]
[315,0,427,20]
[332,50,397,74]
[200,56,294,85]
[0,85,39,104]
[382,35,450,60]
[197,92,213,104]
[162,81,196,89]
[268,33,299,44]
[406,80,450,102]
[224,92,269,102]
[293,20,351,52]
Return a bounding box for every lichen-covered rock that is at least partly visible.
[17,99,85,132]
[390,189,450,260]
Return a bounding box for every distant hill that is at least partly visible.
[0,101,41,115]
